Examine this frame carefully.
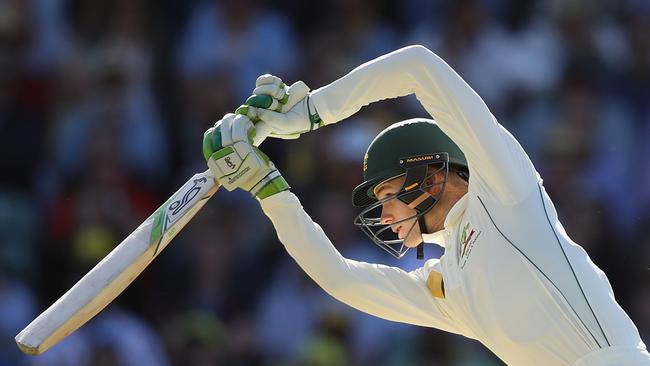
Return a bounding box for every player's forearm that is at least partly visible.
[259,190,354,293]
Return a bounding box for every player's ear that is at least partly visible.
[422,168,434,191]
[423,175,438,194]
[423,166,444,194]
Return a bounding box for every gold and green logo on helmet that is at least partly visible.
[363,152,369,173]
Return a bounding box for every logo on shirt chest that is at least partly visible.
[459,222,482,268]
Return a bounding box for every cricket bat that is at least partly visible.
[15,80,307,355]
[15,170,220,355]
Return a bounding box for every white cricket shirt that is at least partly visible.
[260,46,649,365]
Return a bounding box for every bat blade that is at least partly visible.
[15,170,219,355]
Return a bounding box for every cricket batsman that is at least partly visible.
[202,45,650,365]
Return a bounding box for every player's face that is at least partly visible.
[375,176,422,248]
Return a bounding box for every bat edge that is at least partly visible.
[15,338,42,356]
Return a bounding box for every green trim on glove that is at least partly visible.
[202,127,223,161]
[253,146,271,163]
[256,176,290,200]
[210,146,235,160]
[237,91,290,118]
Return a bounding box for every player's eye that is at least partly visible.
[377,191,390,200]
[379,191,397,202]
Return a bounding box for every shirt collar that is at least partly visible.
[421,193,468,248]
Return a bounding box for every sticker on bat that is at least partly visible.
[150,174,213,255]
[168,177,207,219]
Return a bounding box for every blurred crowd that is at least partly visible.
[0,0,649,365]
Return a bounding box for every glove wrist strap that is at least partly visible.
[307,96,323,131]
[254,174,290,200]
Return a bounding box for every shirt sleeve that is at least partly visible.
[259,190,461,335]
[311,45,540,204]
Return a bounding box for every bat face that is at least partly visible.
[15,170,218,355]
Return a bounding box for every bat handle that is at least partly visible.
[252,121,272,147]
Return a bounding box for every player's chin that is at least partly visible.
[402,232,423,248]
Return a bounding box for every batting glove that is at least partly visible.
[203,113,289,199]
[235,74,323,144]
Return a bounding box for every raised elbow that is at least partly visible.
[387,45,440,76]
[401,44,435,61]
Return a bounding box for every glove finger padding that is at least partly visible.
[235,95,279,120]
[253,81,310,112]
[282,81,310,112]
[228,114,255,144]
[217,113,257,146]
[256,74,283,87]
[217,114,235,146]
[202,126,220,161]
[253,84,286,101]
[239,98,313,138]
[247,106,306,136]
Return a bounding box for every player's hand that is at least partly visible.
[235,74,322,142]
[203,113,289,199]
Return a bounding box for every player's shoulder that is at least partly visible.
[466,166,543,208]
[410,258,442,279]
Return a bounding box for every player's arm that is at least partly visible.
[203,115,460,334]
[315,45,539,203]
[242,46,539,204]
[260,191,460,333]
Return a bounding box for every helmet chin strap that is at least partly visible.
[416,216,427,259]
[407,191,435,260]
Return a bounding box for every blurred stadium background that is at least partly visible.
[0,0,649,365]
